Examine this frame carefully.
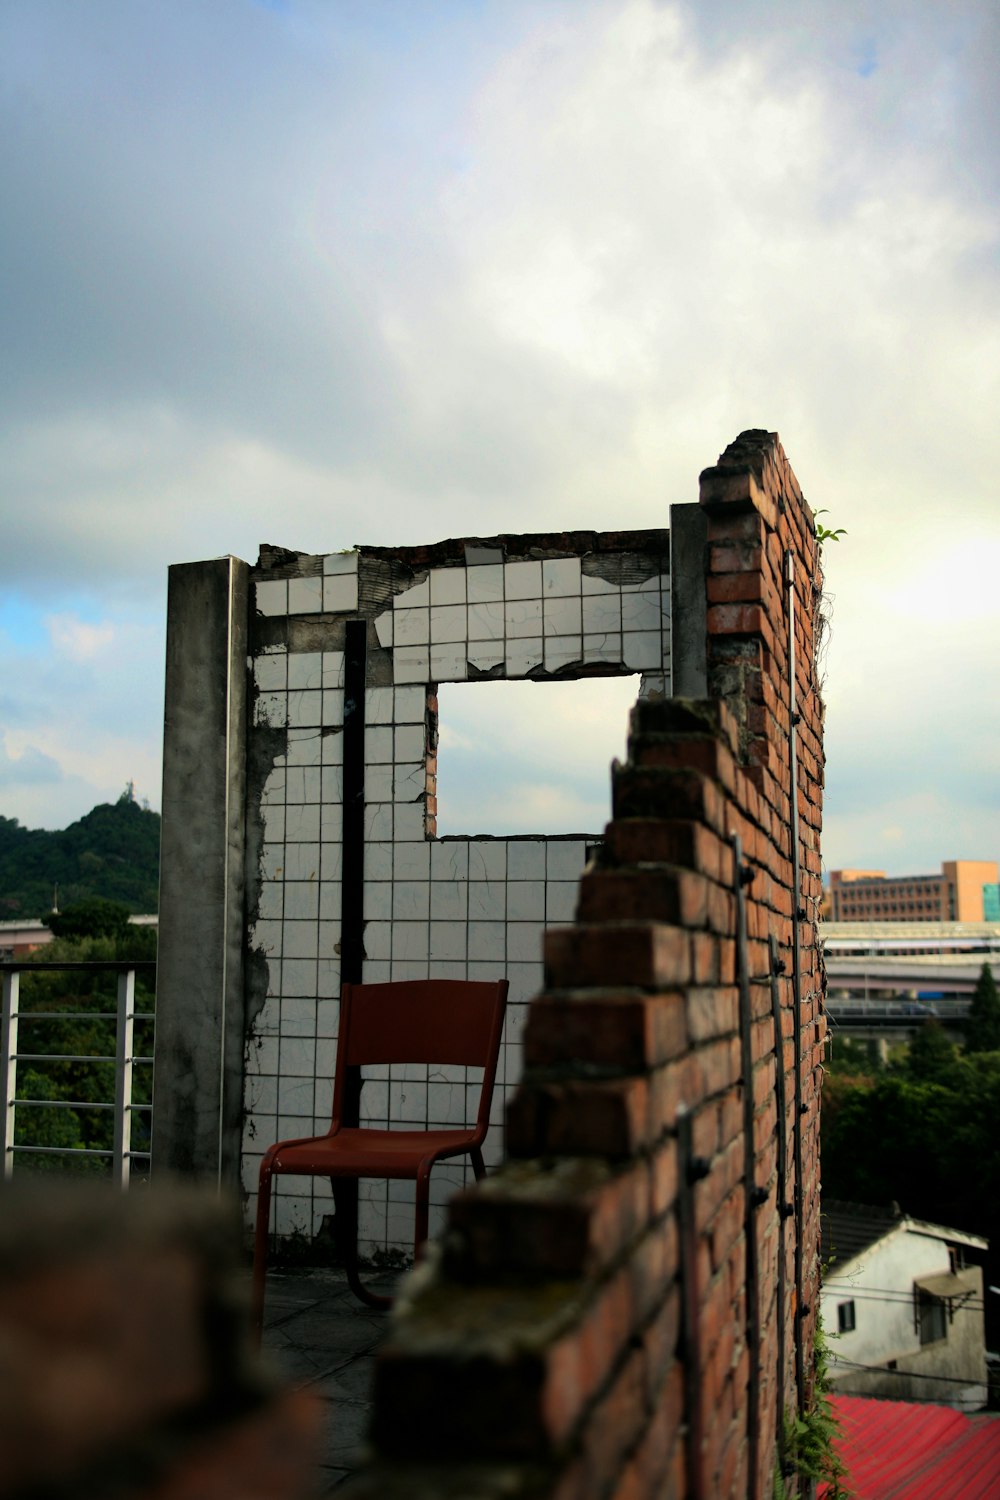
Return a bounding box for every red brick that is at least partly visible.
[525,990,688,1070]
[578,868,712,929]
[544,924,692,990]
[507,1075,651,1158]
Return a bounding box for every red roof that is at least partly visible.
[821,1394,1000,1498]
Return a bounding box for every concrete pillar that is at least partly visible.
[153,557,250,1186]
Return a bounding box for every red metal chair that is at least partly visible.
[252,977,508,1332]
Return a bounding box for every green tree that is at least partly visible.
[903,1018,959,1085]
[49,898,132,941]
[965,962,1000,1053]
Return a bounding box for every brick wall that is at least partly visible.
[0,1181,321,1499]
[343,431,826,1500]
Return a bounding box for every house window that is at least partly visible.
[837,1300,856,1334]
[918,1291,947,1345]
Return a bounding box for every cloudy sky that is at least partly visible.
[1,0,997,879]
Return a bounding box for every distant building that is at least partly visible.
[0,919,53,960]
[829,860,1000,923]
[821,1200,988,1411]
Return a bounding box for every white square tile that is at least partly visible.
[543,596,582,637]
[317,956,340,995]
[507,880,545,921]
[542,557,582,596]
[323,652,345,688]
[582,593,622,634]
[393,881,430,920]
[366,726,394,763]
[252,919,282,956]
[547,841,588,879]
[280,1037,316,1077]
[468,922,505,961]
[284,882,319,921]
[364,804,393,841]
[286,729,322,767]
[254,651,288,690]
[546,881,579,923]
[261,767,286,804]
[323,552,358,576]
[393,804,427,840]
[505,961,544,1004]
[374,609,393,648]
[429,921,466,961]
[319,882,342,920]
[582,633,623,664]
[394,724,425,762]
[505,638,543,675]
[318,922,340,959]
[362,960,391,985]
[466,564,504,603]
[288,652,323,689]
[430,604,467,644]
[393,923,429,961]
[326,768,350,804]
[394,761,425,803]
[393,646,430,684]
[508,841,545,879]
[364,921,392,959]
[468,841,506,880]
[394,607,429,645]
[468,643,505,673]
[284,843,321,881]
[505,598,543,638]
[290,576,323,614]
[544,637,583,672]
[430,645,468,681]
[623,631,663,670]
[431,841,468,880]
[504,560,542,600]
[364,882,392,919]
[323,573,359,613]
[430,568,466,605]
[363,842,390,879]
[321,803,344,841]
[365,687,394,724]
[393,685,426,722]
[365,764,392,802]
[467,882,505,920]
[640,671,670,698]
[255,579,288,616]
[394,841,431,879]
[321,689,344,726]
[396,575,430,607]
[282,921,317,960]
[321,726,344,763]
[260,842,285,880]
[621,589,660,632]
[391,959,430,982]
[286,804,320,841]
[278,1075,315,1116]
[316,998,340,1037]
[430,881,468,921]
[467,601,504,641]
[288,689,322,727]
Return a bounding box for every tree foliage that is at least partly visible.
[0,798,160,918]
[49,897,133,941]
[966,962,1000,1054]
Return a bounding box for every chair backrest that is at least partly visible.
[331,978,508,1134]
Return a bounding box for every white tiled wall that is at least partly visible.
[244,544,671,1256]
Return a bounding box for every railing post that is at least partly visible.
[1,970,18,1179]
[114,968,135,1189]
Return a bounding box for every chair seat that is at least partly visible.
[268,1126,481,1179]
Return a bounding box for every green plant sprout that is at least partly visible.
[814,509,847,545]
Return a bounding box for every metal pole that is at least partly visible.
[1,969,18,1179]
[113,967,135,1188]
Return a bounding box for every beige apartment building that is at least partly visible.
[829,860,1000,923]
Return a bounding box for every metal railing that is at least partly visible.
[1,961,156,1187]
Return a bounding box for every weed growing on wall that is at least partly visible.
[774,1320,853,1499]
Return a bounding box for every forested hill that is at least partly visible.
[0,796,160,918]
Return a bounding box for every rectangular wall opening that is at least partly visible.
[435,676,639,838]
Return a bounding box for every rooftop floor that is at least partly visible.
[260,1265,402,1493]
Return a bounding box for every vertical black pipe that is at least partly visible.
[339,619,367,1131]
[768,932,791,1469]
[785,550,807,1414]
[732,833,761,1500]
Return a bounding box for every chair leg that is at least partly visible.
[414,1166,431,1262]
[333,1178,392,1311]
[252,1163,273,1344]
[470,1145,486,1181]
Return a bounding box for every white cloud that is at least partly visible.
[46,614,115,661]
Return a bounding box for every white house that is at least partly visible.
[821,1200,988,1410]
